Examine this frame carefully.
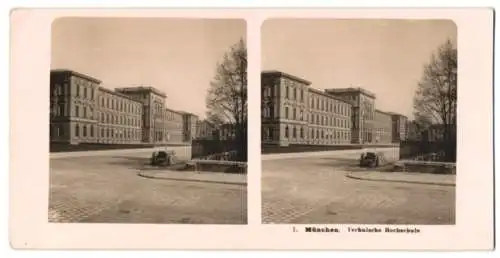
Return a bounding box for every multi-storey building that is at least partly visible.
[163,108,185,143]
[374,110,393,144]
[324,87,377,144]
[262,71,353,146]
[261,70,399,146]
[390,113,408,143]
[49,69,197,145]
[181,112,199,142]
[195,120,217,140]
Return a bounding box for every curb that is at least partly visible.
[345,173,456,187]
[137,171,247,186]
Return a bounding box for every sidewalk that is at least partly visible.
[138,170,247,185]
[346,171,455,186]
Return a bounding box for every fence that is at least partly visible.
[400,140,456,162]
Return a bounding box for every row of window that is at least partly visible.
[51,103,65,117]
[280,106,350,128]
[159,111,183,122]
[99,94,142,114]
[53,82,95,100]
[74,105,93,119]
[98,112,141,127]
[308,113,350,128]
[74,124,142,140]
[263,84,352,118]
[75,84,95,100]
[285,126,350,141]
[262,126,351,141]
[309,94,350,115]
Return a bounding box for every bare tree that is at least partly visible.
[206,38,247,161]
[413,39,457,161]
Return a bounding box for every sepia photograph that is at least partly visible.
[261,19,457,225]
[49,17,248,224]
[9,8,493,250]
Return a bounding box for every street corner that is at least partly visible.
[345,171,456,187]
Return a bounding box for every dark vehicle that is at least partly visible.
[359,152,380,167]
[151,150,177,166]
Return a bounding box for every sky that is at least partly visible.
[51,18,246,119]
[262,19,457,119]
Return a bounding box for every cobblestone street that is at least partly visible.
[262,155,455,224]
[49,154,247,224]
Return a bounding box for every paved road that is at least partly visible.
[262,155,455,225]
[49,154,247,224]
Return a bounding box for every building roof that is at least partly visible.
[50,69,102,84]
[115,86,167,98]
[324,87,376,99]
[180,111,199,118]
[165,107,184,115]
[387,112,408,119]
[308,87,354,105]
[375,109,393,116]
[97,86,143,103]
[261,70,312,85]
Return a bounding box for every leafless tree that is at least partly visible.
[206,38,247,161]
[413,39,457,161]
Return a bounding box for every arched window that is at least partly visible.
[83,125,87,137]
[90,125,94,137]
[75,124,80,137]
[292,127,296,138]
[285,126,289,138]
[300,127,304,138]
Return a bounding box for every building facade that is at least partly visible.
[406,120,423,141]
[262,71,354,146]
[195,120,216,140]
[324,87,377,144]
[390,113,409,143]
[374,110,393,144]
[49,69,198,145]
[261,70,400,146]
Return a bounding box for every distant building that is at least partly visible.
[389,113,408,143]
[424,124,457,142]
[49,69,196,145]
[261,70,397,146]
[325,87,378,144]
[195,120,217,140]
[217,123,237,141]
[406,120,423,141]
[374,110,393,144]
